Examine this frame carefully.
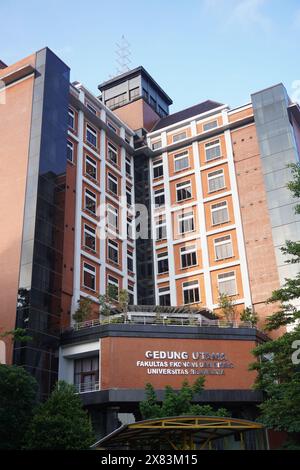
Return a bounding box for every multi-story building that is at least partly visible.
[1,48,300,442]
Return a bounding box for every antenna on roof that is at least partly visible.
[115,35,132,75]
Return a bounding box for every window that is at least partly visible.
[74,356,99,393]
[105,93,126,109]
[157,251,169,274]
[158,105,167,118]
[67,140,74,162]
[203,120,218,132]
[125,133,131,145]
[152,140,162,150]
[155,215,167,240]
[107,142,118,165]
[107,121,118,133]
[108,172,118,195]
[107,275,119,299]
[108,239,119,264]
[128,284,134,305]
[174,151,189,172]
[218,271,237,296]
[127,217,133,239]
[127,250,134,272]
[207,169,225,193]
[85,155,97,180]
[214,235,233,261]
[83,262,96,291]
[68,108,74,129]
[211,201,229,225]
[86,124,97,147]
[158,286,171,306]
[143,88,149,101]
[84,224,96,251]
[183,280,200,304]
[153,158,163,178]
[86,102,97,115]
[178,211,195,234]
[154,188,165,207]
[176,180,192,202]
[125,155,132,177]
[205,140,221,161]
[173,131,187,143]
[181,245,197,269]
[129,87,139,100]
[149,96,157,109]
[126,186,132,206]
[84,188,96,214]
[107,204,118,231]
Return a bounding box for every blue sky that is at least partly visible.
[1,0,300,112]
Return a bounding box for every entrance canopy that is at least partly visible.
[92,416,268,450]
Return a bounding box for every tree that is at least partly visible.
[0,365,38,449]
[118,289,129,320]
[24,381,94,450]
[240,307,258,327]
[0,327,32,343]
[139,378,230,420]
[218,292,236,322]
[250,162,300,448]
[72,297,93,324]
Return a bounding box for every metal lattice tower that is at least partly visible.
[115,35,132,75]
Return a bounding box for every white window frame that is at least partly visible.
[86,124,98,147]
[207,168,225,193]
[158,286,171,306]
[182,280,200,305]
[108,239,119,264]
[178,211,195,235]
[172,130,187,143]
[127,217,133,239]
[203,120,218,132]
[157,251,169,274]
[125,155,132,177]
[84,224,96,251]
[180,244,198,269]
[174,150,189,172]
[214,235,233,261]
[154,188,165,208]
[84,188,97,214]
[108,172,118,196]
[153,158,164,179]
[68,108,74,129]
[152,140,162,150]
[83,262,96,291]
[107,274,119,297]
[107,141,118,165]
[155,215,167,241]
[176,180,192,202]
[86,101,97,115]
[85,155,97,180]
[107,120,118,133]
[67,140,74,162]
[205,139,221,162]
[217,271,237,296]
[107,204,118,232]
[127,250,134,272]
[211,200,229,226]
[126,186,132,207]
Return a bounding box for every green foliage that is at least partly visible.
[98,293,111,317]
[0,328,32,343]
[118,289,129,314]
[106,284,118,302]
[24,381,94,450]
[240,307,258,326]
[218,292,236,322]
[249,163,300,444]
[72,297,93,324]
[139,378,230,420]
[0,365,38,449]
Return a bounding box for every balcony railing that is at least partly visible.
[74,381,100,394]
[64,315,256,333]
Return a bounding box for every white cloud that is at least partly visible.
[203,0,271,31]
